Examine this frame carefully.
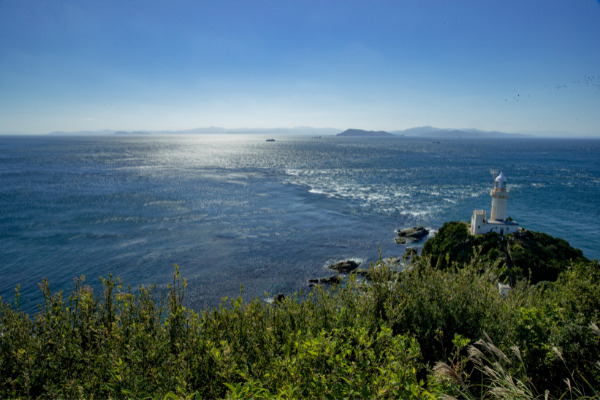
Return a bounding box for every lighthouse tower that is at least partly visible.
[490,172,509,221]
[470,172,519,236]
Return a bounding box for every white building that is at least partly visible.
[470,172,520,236]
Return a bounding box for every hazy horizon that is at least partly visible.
[2,125,599,139]
[1,0,600,137]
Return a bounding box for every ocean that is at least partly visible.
[1,134,599,314]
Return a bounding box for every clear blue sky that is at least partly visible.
[1,0,599,136]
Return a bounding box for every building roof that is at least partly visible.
[495,171,507,183]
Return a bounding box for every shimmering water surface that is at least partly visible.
[1,135,599,313]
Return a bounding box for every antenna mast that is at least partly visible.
[490,168,498,182]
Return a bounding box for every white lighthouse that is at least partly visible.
[490,172,509,221]
[470,172,519,236]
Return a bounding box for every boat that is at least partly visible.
[266,138,275,142]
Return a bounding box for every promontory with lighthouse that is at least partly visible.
[414,170,588,286]
[329,170,587,288]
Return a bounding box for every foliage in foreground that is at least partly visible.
[1,254,599,399]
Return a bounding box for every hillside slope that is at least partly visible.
[421,221,587,283]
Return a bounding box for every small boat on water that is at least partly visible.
[266,138,275,142]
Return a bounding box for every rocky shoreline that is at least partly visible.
[308,260,363,287]
[306,226,428,288]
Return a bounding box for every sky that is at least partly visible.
[1,0,599,136]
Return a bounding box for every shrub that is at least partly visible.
[421,221,588,285]
[1,258,598,398]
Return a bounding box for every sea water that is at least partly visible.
[1,135,599,313]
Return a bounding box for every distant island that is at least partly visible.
[336,129,395,137]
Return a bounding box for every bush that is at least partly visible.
[0,266,433,399]
[1,258,598,399]
[421,221,588,285]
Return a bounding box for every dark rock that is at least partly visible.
[319,275,342,285]
[396,226,429,244]
[309,275,343,286]
[352,268,370,277]
[274,293,285,303]
[328,260,361,273]
[397,225,429,238]
[404,247,418,258]
[352,268,373,280]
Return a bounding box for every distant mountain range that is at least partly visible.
[47,126,341,136]
[391,126,531,139]
[34,126,535,138]
[335,127,531,138]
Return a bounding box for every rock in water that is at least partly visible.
[319,275,342,284]
[274,293,285,303]
[328,260,361,273]
[396,226,429,244]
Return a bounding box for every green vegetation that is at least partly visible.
[1,230,599,398]
[422,221,588,284]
